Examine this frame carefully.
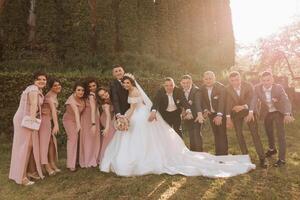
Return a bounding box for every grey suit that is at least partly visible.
[250,83,292,160]
[226,81,265,160]
[201,82,228,155]
[182,85,203,152]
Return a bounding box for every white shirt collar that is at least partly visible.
[263,85,272,92]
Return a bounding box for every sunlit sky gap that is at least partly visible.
[230,0,300,44]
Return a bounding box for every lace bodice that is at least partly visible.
[128,96,143,104]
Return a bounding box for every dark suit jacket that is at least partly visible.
[182,85,202,118]
[110,79,130,115]
[226,81,253,116]
[151,86,191,116]
[200,82,226,115]
[250,83,292,119]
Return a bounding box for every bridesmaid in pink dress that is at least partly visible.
[39,78,62,176]
[63,82,85,171]
[9,72,47,186]
[96,87,116,163]
[79,78,101,168]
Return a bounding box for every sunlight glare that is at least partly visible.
[230,0,300,44]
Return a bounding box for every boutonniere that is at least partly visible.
[188,100,193,105]
[213,96,219,100]
[272,98,278,103]
[176,99,180,104]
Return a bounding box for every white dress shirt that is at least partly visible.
[234,86,241,97]
[166,93,177,112]
[184,86,192,100]
[207,87,215,113]
[263,86,277,112]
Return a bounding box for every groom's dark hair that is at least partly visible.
[112,64,124,70]
[164,77,175,85]
[181,75,192,80]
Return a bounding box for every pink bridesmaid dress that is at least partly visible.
[62,95,85,169]
[79,93,101,168]
[99,104,116,163]
[39,92,58,165]
[9,85,45,184]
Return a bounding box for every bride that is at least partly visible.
[100,74,255,178]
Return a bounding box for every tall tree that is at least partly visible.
[0,0,5,13]
[28,0,37,49]
[0,0,6,61]
[88,0,97,54]
[112,0,123,54]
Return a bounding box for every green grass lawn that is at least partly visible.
[0,119,300,200]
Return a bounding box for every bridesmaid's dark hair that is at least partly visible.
[84,77,98,93]
[72,81,85,94]
[48,77,61,89]
[122,76,136,87]
[33,71,48,81]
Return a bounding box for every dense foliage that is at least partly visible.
[0,0,235,73]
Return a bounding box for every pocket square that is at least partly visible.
[176,99,180,104]
[188,100,193,105]
[213,96,219,100]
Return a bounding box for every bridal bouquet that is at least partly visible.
[114,116,130,131]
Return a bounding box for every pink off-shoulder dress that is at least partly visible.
[62,95,85,169]
[9,85,45,184]
[79,93,101,168]
[39,92,59,164]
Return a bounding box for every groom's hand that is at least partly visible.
[194,112,204,123]
[148,111,157,122]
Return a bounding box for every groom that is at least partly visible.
[148,77,193,137]
[110,64,130,117]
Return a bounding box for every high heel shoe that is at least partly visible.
[50,163,61,173]
[27,172,41,180]
[47,170,56,176]
[69,168,76,172]
[22,177,35,186]
[45,166,56,176]
[54,168,61,173]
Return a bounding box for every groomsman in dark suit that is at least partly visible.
[200,71,228,155]
[110,64,130,117]
[148,77,192,137]
[226,71,267,167]
[246,71,294,167]
[180,75,205,152]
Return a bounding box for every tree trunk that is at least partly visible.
[112,0,122,54]
[0,0,5,61]
[0,0,5,13]
[27,0,37,50]
[88,0,97,54]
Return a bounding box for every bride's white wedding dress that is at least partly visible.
[100,82,255,178]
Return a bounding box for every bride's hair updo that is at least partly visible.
[122,74,136,87]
